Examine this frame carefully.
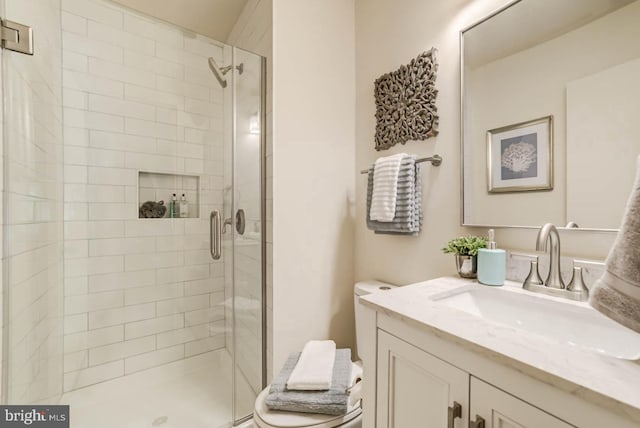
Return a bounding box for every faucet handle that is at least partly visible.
[523,259,544,291]
[567,266,589,301]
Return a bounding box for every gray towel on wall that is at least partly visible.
[265,349,352,415]
[589,155,640,333]
[366,155,422,235]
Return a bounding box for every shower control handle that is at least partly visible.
[236,209,246,235]
[210,210,222,260]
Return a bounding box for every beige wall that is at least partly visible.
[272,0,356,371]
[354,0,618,288]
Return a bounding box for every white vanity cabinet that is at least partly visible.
[375,330,573,428]
[376,331,469,427]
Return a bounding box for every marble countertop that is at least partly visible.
[360,277,640,422]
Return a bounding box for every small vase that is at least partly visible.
[455,255,477,279]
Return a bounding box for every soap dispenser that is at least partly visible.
[477,229,506,286]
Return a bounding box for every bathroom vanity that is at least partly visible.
[358,277,640,428]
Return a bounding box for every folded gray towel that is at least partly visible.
[590,156,640,333]
[366,155,422,235]
[265,349,352,415]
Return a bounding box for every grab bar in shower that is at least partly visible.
[210,210,222,260]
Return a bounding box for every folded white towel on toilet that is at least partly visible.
[369,153,406,222]
[286,340,336,391]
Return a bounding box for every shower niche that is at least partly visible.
[138,171,200,218]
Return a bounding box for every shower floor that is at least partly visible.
[62,349,256,428]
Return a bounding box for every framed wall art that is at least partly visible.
[487,116,553,193]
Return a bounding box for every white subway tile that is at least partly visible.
[124,283,183,306]
[177,111,209,130]
[184,128,206,144]
[65,290,123,315]
[89,303,156,329]
[124,50,183,80]
[185,98,219,117]
[157,75,209,101]
[155,107,177,125]
[65,220,124,240]
[64,108,124,133]
[123,14,183,48]
[125,152,183,173]
[61,11,87,35]
[64,239,88,259]
[89,269,156,293]
[65,255,123,278]
[89,336,156,366]
[156,236,208,252]
[64,350,89,373]
[64,360,123,392]
[125,84,184,109]
[88,20,155,55]
[89,94,155,121]
[88,203,137,220]
[125,118,177,140]
[184,278,224,296]
[63,32,123,63]
[89,237,155,256]
[124,344,184,375]
[65,183,125,202]
[62,0,123,28]
[63,51,88,73]
[183,37,221,58]
[63,88,88,109]
[124,314,184,340]
[184,159,204,175]
[65,276,89,296]
[64,164,87,183]
[87,166,136,186]
[157,324,209,349]
[185,335,224,357]
[64,325,123,353]
[156,295,210,317]
[88,57,155,88]
[156,44,204,69]
[158,264,209,284]
[124,251,183,272]
[89,130,155,153]
[64,314,88,334]
[63,70,123,98]
[185,307,224,326]
[64,126,89,147]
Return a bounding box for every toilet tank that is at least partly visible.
[354,280,397,361]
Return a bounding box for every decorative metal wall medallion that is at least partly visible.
[374,48,439,151]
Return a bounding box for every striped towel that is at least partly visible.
[366,155,422,235]
[369,153,406,221]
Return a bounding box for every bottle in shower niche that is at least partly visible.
[477,229,506,286]
[180,194,189,218]
[169,193,177,218]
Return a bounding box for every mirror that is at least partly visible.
[461,0,640,230]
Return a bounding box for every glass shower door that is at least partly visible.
[231,47,265,423]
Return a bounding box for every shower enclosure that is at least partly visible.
[1,0,265,426]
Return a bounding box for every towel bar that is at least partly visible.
[359,154,442,174]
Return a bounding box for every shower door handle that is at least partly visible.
[210,210,222,260]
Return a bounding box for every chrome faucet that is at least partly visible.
[535,223,565,289]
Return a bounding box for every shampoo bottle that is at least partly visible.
[180,193,189,218]
[477,229,505,286]
[169,193,177,218]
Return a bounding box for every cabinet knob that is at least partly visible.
[447,401,462,428]
[470,415,485,428]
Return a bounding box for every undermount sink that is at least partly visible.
[432,285,640,360]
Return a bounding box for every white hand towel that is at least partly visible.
[348,361,363,407]
[286,340,336,391]
[369,153,406,222]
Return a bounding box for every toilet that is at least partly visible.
[253,281,396,428]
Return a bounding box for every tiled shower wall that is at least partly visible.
[3,0,65,403]
[60,0,227,392]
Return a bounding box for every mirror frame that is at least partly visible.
[459,0,619,233]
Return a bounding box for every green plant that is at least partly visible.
[442,236,488,256]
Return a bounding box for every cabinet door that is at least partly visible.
[470,377,575,428]
[377,330,469,428]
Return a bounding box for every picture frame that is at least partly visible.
[487,116,553,193]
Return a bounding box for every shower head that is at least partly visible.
[208,57,228,88]
[207,57,245,89]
